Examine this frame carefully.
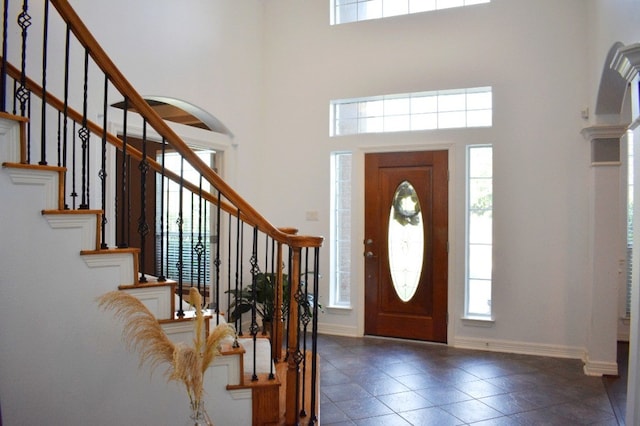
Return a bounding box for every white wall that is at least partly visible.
[259,0,598,357]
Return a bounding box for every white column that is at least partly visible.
[581,125,627,376]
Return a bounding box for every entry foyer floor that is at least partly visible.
[318,334,628,425]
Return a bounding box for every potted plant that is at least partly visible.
[226,272,321,335]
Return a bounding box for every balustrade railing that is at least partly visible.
[0,1,322,424]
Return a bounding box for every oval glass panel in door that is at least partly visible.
[388,180,424,302]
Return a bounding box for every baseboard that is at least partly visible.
[583,358,619,376]
[452,336,585,360]
[317,322,359,337]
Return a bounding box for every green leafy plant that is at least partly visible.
[226,272,321,324]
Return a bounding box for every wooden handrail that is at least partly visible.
[49,0,323,249]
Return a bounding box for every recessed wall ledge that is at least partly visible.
[611,42,640,82]
[580,124,628,141]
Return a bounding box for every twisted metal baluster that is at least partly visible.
[99,75,108,248]
[17,0,31,119]
[214,190,222,323]
[298,247,311,418]
[70,121,77,209]
[137,120,149,283]
[176,158,185,318]
[250,226,260,381]
[194,177,205,303]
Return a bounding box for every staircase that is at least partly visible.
[0,1,322,425]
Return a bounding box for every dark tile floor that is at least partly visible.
[318,334,627,425]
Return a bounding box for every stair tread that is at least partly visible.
[0,111,29,122]
[42,209,102,215]
[2,162,65,172]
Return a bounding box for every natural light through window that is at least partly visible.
[330,152,352,307]
[330,87,492,136]
[331,0,490,25]
[466,145,492,318]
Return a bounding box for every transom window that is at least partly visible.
[330,87,492,136]
[331,0,490,25]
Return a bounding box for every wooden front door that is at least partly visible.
[364,150,448,342]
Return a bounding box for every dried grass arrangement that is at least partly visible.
[97,287,236,412]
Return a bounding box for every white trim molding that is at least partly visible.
[453,336,585,360]
[612,42,640,82]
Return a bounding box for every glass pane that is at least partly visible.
[336,118,358,135]
[385,97,411,116]
[469,146,492,177]
[384,115,410,132]
[468,211,492,244]
[411,113,438,131]
[469,178,492,209]
[410,0,437,13]
[362,100,384,117]
[411,95,437,114]
[467,109,492,127]
[336,3,358,24]
[469,244,492,279]
[437,0,464,9]
[360,117,383,133]
[383,0,409,17]
[468,279,492,315]
[388,181,424,302]
[438,92,466,112]
[438,111,466,128]
[336,102,358,120]
[360,0,383,20]
[467,90,492,110]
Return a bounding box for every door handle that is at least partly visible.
[365,251,375,258]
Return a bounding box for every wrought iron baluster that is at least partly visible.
[17,0,31,120]
[56,110,60,166]
[99,75,108,248]
[227,211,233,331]
[118,99,128,248]
[194,177,205,304]
[214,190,222,323]
[190,191,195,287]
[38,0,49,166]
[157,137,166,282]
[309,247,321,425]
[176,157,185,318]
[250,226,259,381]
[70,120,77,209]
[299,247,311,418]
[267,235,276,380]
[78,49,89,209]
[137,120,149,283]
[1,0,9,112]
[62,25,70,209]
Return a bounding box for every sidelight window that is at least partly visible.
[330,151,353,307]
[465,145,493,318]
